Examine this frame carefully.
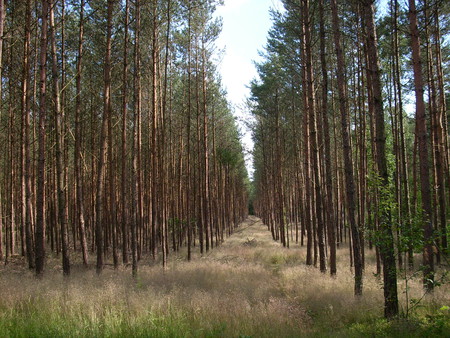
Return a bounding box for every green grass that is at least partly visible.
[0,216,448,337]
[1,295,447,337]
[0,295,307,337]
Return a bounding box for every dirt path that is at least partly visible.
[201,216,290,271]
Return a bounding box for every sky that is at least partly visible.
[213,0,414,180]
[214,0,284,179]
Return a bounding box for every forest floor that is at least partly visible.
[0,216,449,337]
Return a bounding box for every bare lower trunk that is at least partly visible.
[35,0,49,276]
[408,0,434,291]
[50,0,70,276]
[362,0,398,317]
[75,0,88,266]
[330,0,363,295]
[96,0,114,274]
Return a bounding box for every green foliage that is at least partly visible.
[216,147,240,168]
[343,315,450,338]
[365,166,425,255]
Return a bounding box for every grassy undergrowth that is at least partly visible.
[0,216,448,337]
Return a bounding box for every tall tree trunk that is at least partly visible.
[408,0,434,291]
[121,0,130,266]
[319,0,336,276]
[432,9,448,255]
[35,0,50,276]
[131,0,141,277]
[0,0,4,262]
[151,1,159,261]
[75,0,88,266]
[303,0,326,272]
[300,12,312,265]
[202,43,211,253]
[21,0,35,270]
[393,0,413,269]
[96,0,114,274]
[161,0,172,267]
[50,0,70,276]
[362,0,398,317]
[186,4,193,261]
[330,0,363,296]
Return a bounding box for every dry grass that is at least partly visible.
[0,216,448,337]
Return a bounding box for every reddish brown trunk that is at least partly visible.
[330,0,363,296]
[408,0,434,291]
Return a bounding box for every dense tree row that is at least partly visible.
[250,0,449,318]
[0,0,249,276]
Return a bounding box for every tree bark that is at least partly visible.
[362,0,398,317]
[319,0,337,276]
[75,0,88,266]
[35,0,50,276]
[330,0,363,295]
[96,0,114,274]
[121,0,130,266]
[408,0,434,291]
[131,0,141,277]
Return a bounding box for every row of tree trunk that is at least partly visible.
[251,0,448,319]
[0,0,249,277]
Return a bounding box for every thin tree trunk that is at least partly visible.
[0,0,5,262]
[131,0,141,277]
[151,1,159,261]
[303,0,326,272]
[319,0,336,276]
[35,0,50,276]
[121,0,130,266]
[21,0,35,270]
[300,12,312,265]
[186,4,193,261]
[432,9,448,255]
[330,0,363,295]
[362,0,398,317]
[408,0,434,291]
[50,0,70,276]
[96,0,114,274]
[75,0,88,266]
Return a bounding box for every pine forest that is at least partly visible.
[0,0,449,336]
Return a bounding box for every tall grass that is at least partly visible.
[0,216,448,337]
